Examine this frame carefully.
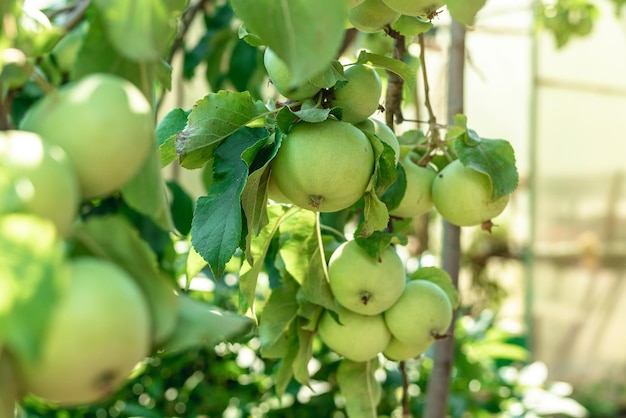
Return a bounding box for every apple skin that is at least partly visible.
[271,119,374,213]
[18,257,151,406]
[431,159,510,226]
[0,130,79,236]
[355,118,400,165]
[384,280,452,347]
[330,64,382,124]
[348,0,401,33]
[389,154,436,218]
[263,48,321,100]
[383,336,430,361]
[317,305,391,362]
[20,73,154,199]
[381,0,441,16]
[328,240,405,315]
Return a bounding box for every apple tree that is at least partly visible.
[0,0,520,417]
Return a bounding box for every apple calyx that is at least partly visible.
[309,194,324,209]
[360,291,372,305]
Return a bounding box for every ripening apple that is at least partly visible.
[18,257,151,406]
[263,48,321,100]
[355,118,400,165]
[20,73,154,199]
[348,0,401,33]
[431,159,510,226]
[329,64,382,124]
[317,305,391,362]
[0,130,79,235]
[389,153,436,218]
[383,336,430,361]
[328,240,405,315]
[381,0,441,16]
[270,119,374,212]
[384,279,452,347]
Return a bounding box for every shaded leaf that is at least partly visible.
[410,266,460,309]
[337,359,381,418]
[356,50,417,94]
[259,277,299,357]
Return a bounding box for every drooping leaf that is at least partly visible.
[0,214,65,363]
[191,127,269,280]
[293,323,315,386]
[240,205,296,313]
[298,246,336,312]
[380,162,407,212]
[259,277,299,357]
[445,0,488,26]
[176,90,269,157]
[278,210,317,285]
[337,359,382,418]
[358,190,389,238]
[93,0,186,61]
[230,0,347,86]
[121,143,174,231]
[410,266,460,309]
[356,50,417,94]
[158,294,255,354]
[354,231,408,260]
[273,325,299,396]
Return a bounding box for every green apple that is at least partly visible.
[318,305,391,362]
[355,118,400,165]
[383,336,430,361]
[348,0,401,33]
[328,239,405,315]
[431,159,510,226]
[263,48,321,100]
[18,257,151,406]
[0,130,79,236]
[384,279,452,346]
[389,154,436,218]
[381,0,441,16]
[271,119,374,212]
[267,171,291,204]
[330,64,382,124]
[20,73,154,199]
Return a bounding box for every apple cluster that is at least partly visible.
[0,74,168,406]
[317,239,454,362]
[348,0,441,33]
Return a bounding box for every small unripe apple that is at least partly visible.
[20,73,154,199]
[18,257,151,406]
[330,64,382,124]
[348,0,401,33]
[271,119,374,212]
[383,336,430,361]
[318,305,391,362]
[381,0,441,16]
[263,48,321,100]
[389,154,436,218]
[384,279,452,347]
[431,159,510,226]
[328,239,405,315]
[0,130,79,235]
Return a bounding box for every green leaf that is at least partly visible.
[470,341,529,362]
[278,210,317,285]
[293,324,314,386]
[93,0,185,61]
[292,99,332,123]
[158,294,255,354]
[157,108,189,146]
[410,266,459,309]
[358,190,389,238]
[356,50,417,94]
[70,215,180,346]
[176,90,269,157]
[240,205,296,313]
[230,0,346,86]
[309,60,345,89]
[298,246,336,312]
[455,137,518,200]
[445,0,488,26]
[275,107,299,134]
[259,277,299,357]
[0,214,65,363]
[121,143,174,231]
[337,359,381,418]
[380,162,407,211]
[191,127,269,280]
[354,231,407,260]
[73,9,157,92]
[241,165,271,238]
[273,325,299,396]
[166,181,194,236]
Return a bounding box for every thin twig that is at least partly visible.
[417,33,439,142]
[166,0,212,64]
[400,361,411,417]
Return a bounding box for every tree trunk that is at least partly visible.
[423,19,466,418]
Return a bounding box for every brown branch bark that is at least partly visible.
[384,29,405,128]
[423,20,466,418]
